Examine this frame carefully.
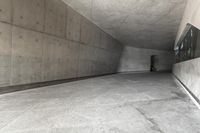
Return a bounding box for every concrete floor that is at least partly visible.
[0,73,200,133]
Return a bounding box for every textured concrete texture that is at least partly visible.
[0,22,11,87]
[0,73,200,133]
[0,0,12,23]
[173,57,200,101]
[62,0,187,50]
[176,0,200,44]
[119,46,174,72]
[173,0,200,103]
[0,0,123,87]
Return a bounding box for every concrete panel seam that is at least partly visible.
[0,20,121,53]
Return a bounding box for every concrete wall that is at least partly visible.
[173,0,200,101]
[175,0,200,44]
[0,0,123,87]
[118,46,174,72]
[173,58,200,101]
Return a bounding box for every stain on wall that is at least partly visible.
[0,0,123,87]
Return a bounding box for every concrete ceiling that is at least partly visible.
[62,0,187,50]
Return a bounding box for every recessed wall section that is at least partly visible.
[119,46,174,72]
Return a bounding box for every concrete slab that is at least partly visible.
[44,0,66,38]
[80,17,93,45]
[173,57,200,102]
[13,0,45,31]
[0,22,12,87]
[0,73,199,133]
[0,0,12,23]
[11,26,43,85]
[42,34,58,81]
[62,0,187,50]
[133,99,200,133]
[80,17,101,47]
[0,0,123,88]
[66,6,81,42]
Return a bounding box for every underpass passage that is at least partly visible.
[0,73,200,133]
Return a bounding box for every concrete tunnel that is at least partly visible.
[0,0,200,132]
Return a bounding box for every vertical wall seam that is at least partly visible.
[90,0,94,21]
[43,0,47,33]
[77,15,82,77]
[9,0,14,85]
[64,3,67,40]
[41,0,46,82]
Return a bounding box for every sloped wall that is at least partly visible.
[175,0,200,44]
[0,0,123,87]
[173,58,200,101]
[173,0,200,102]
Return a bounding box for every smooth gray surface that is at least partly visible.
[173,57,200,102]
[0,73,200,133]
[0,0,123,87]
[119,46,174,72]
[175,0,200,44]
[62,0,187,50]
[173,0,200,104]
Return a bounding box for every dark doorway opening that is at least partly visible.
[150,55,157,72]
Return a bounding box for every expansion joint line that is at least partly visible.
[135,108,165,133]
